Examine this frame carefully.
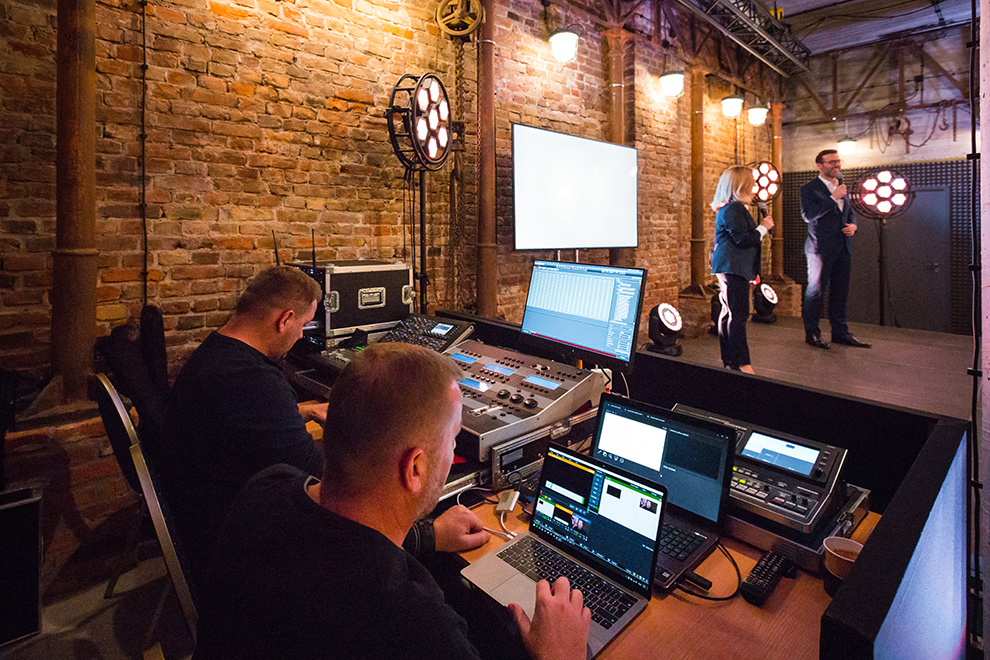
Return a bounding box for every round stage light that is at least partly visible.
[752,283,777,323]
[386,73,454,172]
[748,161,782,204]
[849,168,914,220]
[648,303,684,356]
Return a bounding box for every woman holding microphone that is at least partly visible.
[710,166,773,374]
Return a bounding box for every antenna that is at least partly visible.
[311,227,317,271]
[272,230,281,266]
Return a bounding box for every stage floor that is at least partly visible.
[677,316,974,420]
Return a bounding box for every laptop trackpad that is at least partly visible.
[490,574,538,619]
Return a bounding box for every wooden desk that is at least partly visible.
[461,502,879,660]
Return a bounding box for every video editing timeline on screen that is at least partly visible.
[592,399,730,523]
[448,339,606,462]
[533,449,664,592]
[521,261,645,364]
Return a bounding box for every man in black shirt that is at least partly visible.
[162,267,488,588]
[195,343,591,660]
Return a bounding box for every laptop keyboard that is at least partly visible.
[659,523,707,562]
[497,536,636,629]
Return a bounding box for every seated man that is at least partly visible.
[194,343,591,660]
[161,266,485,587]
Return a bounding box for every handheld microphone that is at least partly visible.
[836,175,843,187]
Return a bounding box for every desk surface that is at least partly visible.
[461,501,879,660]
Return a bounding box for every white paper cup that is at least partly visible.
[822,536,863,580]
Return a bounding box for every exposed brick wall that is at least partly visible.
[1,0,775,582]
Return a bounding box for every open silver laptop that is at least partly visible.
[590,393,736,590]
[462,444,666,658]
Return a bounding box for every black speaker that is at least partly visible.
[0,486,42,648]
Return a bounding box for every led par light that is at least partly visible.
[850,169,914,220]
[749,161,781,203]
[386,73,452,172]
[752,283,778,324]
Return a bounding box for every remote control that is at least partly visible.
[740,551,793,605]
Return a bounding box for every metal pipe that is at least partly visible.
[53,0,98,400]
[475,0,497,317]
[769,102,789,281]
[686,68,708,294]
[604,29,635,269]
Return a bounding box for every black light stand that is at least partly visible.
[386,73,453,314]
[848,169,914,327]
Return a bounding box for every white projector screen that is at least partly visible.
[513,124,638,250]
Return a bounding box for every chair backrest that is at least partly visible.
[93,373,142,495]
[0,369,16,492]
[93,306,169,465]
[130,441,198,641]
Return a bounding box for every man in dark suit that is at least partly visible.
[800,149,871,349]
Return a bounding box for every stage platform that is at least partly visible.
[676,316,974,420]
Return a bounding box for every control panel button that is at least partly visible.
[509,393,524,404]
[523,398,538,408]
[497,389,510,399]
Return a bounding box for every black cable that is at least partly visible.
[673,543,742,601]
[140,0,148,306]
[965,0,981,646]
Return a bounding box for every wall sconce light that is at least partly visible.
[659,70,685,97]
[721,95,744,118]
[549,27,580,63]
[747,104,769,126]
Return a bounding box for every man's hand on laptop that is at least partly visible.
[508,577,592,660]
[433,505,491,552]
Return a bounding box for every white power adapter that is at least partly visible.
[591,367,613,392]
[496,490,520,514]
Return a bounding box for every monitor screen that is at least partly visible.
[533,445,665,595]
[512,124,638,250]
[520,261,646,369]
[591,394,735,523]
[820,420,968,660]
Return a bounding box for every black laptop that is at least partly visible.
[590,393,736,589]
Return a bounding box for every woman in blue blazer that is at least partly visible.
[710,166,774,374]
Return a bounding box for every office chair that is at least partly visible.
[92,373,148,599]
[130,440,198,643]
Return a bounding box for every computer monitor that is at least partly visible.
[520,260,647,373]
[590,394,735,525]
[820,419,968,659]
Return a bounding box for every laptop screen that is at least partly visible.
[532,445,666,595]
[591,395,735,524]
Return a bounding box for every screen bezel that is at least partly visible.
[519,260,647,374]
[511,123,639,251]
[530,444,666,598]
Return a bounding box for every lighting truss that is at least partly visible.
[671,0,811,77]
